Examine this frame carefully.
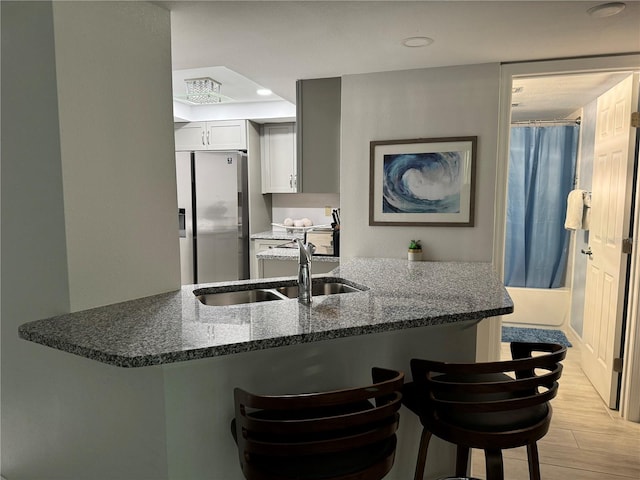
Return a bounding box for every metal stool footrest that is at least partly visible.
[439,477,482,480]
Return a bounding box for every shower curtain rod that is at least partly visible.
[511,117,581,126]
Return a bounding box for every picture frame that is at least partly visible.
[369,136,477,227]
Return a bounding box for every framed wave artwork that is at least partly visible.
[369,136,477,226]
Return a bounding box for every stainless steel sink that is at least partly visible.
[196,289,284,306]
[274,282,362,299]
[195,278,366,306]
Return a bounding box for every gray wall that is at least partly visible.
[340,64,500,261]
[1,2,72,473]
[54,1,180,310]
[1,2,178,477]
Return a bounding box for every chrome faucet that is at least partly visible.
[296,238,316,304]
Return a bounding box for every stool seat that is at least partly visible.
[402,342,566,480]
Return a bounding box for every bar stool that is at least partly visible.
[231,367,404,480]
[402,342,566,480]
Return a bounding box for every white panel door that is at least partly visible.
[582,74,639,408]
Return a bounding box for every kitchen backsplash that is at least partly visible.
[272,193,340,228]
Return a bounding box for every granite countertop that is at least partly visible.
[18,258,513,368]
[250,230,304,241]
[256,248,340,263]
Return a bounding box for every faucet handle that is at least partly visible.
[296,238,314,264]
[296,238,315,255]
[307,242,316,255]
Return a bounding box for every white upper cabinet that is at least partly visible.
[261,123,297,193]
[174,122,207,150]
[175,120,247,151]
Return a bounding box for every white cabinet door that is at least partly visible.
[261,123,297,193]
[175,121,246,151]
[206,120,247,150]
[175,122,207,151]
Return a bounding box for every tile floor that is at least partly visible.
[469,335,640,479]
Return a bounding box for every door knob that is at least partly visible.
[581,247,593,257]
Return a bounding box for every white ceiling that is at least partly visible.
[160,1,640,119]
[511,71,633,121]
[172,66,286,104]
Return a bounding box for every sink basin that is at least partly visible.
[195,278,366,306]
[196,289,284,306]
[274,282,362,299]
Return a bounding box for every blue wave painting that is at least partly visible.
[382,151,462,213]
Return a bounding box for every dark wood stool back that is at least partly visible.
[402,342,566,480]
[232,367,405,480]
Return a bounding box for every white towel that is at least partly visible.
[582,191,591,230]
[565,189,585,230]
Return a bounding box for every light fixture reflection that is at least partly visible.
[402,36,434,48]
[587,2,626,17]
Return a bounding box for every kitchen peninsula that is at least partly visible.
[19,258,512,479]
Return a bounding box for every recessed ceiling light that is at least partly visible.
[257,88,272,96]
[587,2,626,17]
[402,36,434,48]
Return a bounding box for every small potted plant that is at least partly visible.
[408,239,422,261]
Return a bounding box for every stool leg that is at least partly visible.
[455,446,470,476]
[526,442,541,480]
[413,428,432,480]
[484,449,504,480]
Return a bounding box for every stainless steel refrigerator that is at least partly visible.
[176,151,249,285]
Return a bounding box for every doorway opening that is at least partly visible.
[494,56,640,420]
[504,72,628,329]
